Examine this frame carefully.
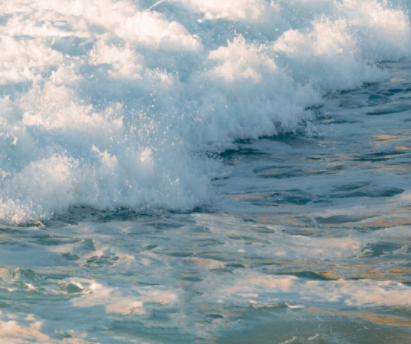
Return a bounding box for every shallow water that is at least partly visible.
[1,62,411,343]
[1,0,411,343]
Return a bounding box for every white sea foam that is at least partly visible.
[0,0,410,222]
[0,311,92,344]
[199,271,411,308]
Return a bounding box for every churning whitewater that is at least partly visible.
[1,1,411,344]
[0,0,410,222]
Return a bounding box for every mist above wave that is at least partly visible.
[0,0,410,222]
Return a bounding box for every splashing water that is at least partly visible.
[0,0,410,222]
[1,1,411,343]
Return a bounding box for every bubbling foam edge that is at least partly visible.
[0,0,410,223]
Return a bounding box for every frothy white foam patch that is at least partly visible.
[116,11,202,51]
[88,41,145,79]
[0,37,64,84]
[194,214,364,260]
[197,271,411,308]
[179,0,269,21]
[0,0,410,222]
[0,311,92,344]
[66,278,178,315]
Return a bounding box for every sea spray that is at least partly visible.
[0,0,410,222]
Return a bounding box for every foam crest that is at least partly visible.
[180,0,269,21]
[117,11,203,51]
[0,0,410,221]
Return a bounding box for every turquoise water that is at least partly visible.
[1,0,411,342]
[1,62,410,343]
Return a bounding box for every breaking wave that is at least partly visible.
[0,0,410,222]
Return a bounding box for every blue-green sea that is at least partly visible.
[0,1,411,343]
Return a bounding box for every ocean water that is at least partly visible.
[1,0,411,343]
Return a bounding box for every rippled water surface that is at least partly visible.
[1,62,411,343]
[1,0,411,343]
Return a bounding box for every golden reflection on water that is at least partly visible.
[236,212,411,284]
[252,213,411,230]
[318,270,411,283]
[308,308,411,327]
[360,216,411,228]
[370,131,411,147]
